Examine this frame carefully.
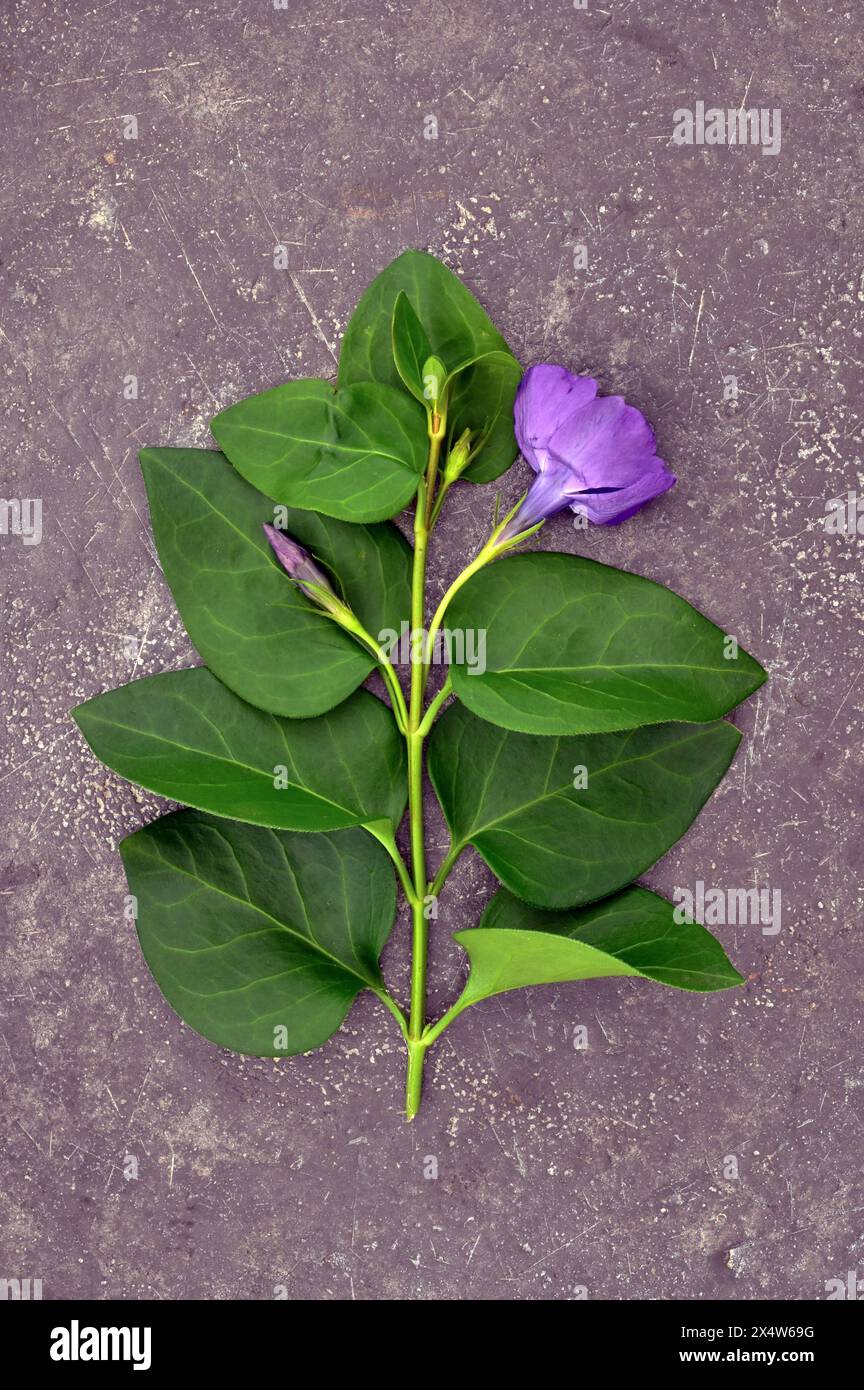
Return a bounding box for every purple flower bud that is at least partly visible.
[263,524,339,610]
[499,364,676,540]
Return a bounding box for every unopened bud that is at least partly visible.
[421,355,446,406]
[263,525,346,618]
[443,429,473,483]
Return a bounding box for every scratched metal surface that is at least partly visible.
[2,0,863,1301]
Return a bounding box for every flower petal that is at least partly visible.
[499,464,583,539]
[547,395,661,490]
[514,364,598,472]
[572,464,677,525]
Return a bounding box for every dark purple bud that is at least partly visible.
[263,524,340,612]
[499,364,676,541]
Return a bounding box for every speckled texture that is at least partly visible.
[2,0,863,1302]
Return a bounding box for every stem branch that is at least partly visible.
[374,987,409,1041]
[341,616,409,733]
[422,997,469,1047]
[420,543,498,697]
[423,431,444,529]
[416,674,453,738]
[428,841,463,900]
[376,656,409,733]
[427,477,451,530]
[372,827,418,908]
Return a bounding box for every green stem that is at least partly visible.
[428,841,463,900]
[422,996,468,1047]
[339,613,409,733]
[405,1035,427,1119]
[418,511,545,701]
[409,486,429,732]
[406,732,428,970]
[400,433,473,1116]
[393,450,545,1110]
[374,987,409,1041]
[420,542,499,698]
[404,478,431,1118]
[416,674,452,738]
[363,640,408,733]
[369,823,418,907]
[376,656,409,734]
[427,477,451,530]
[423,430,444,529]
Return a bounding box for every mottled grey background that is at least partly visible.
[2,0,862,1302]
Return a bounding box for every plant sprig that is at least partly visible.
[72,251,766,1119]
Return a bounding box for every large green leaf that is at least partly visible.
[73,671,406,833]
[139,448,411,717]
[337,249,520,483]
[449,552,767,734]
[466,885,743,996]
[428,702,740,908]
[120,812,396,1055]
[210,380,426,522]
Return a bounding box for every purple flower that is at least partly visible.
[263,524,340,612]
[499,365,676,539]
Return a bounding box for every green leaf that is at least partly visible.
[338,250,521,483]
[448,350,523,484]
[140,448,411,717]
[73,671,406,833]
[422,356,447,406]
[449,552,767,734]
[392,291,433,404]
[120,813,396,1056]
[465,885,743,997]
[428,702,741,908]
[210,380,426,523]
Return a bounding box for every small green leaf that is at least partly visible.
[211,379,427,523]
[421,356,447,407]
[120,813,396,1055]
[338,250,520,483]
[140,448,410,717]
[73,671,407,833]
[470,885,743,994]
[391,291,433,403]
[449,552,767,734]
[428,702,741,909]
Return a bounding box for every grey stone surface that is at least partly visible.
[2,0,862,1301]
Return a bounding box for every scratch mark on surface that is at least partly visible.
[148,183,221,328]
[288,272,337,364]
[688,289,705,370]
